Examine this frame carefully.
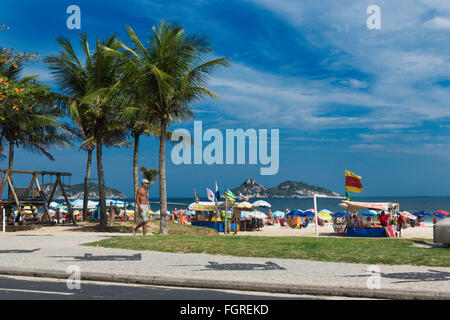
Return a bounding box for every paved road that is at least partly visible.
[0,275,365,300]
[0,232,449,299]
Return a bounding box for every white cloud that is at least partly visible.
[423,17,450,29]
[349,144,384,150]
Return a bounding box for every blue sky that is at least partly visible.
[1,0,450,198]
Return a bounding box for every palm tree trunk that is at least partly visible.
[7,142,14,219]
[8,142,14,195]
[133,133,140,203]
[96,125,107,227]
[159,120,168,234]
[82,149,93,221]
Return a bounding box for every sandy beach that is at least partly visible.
[4,221,435,240]
[235,223,434,239]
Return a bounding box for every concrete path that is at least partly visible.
[0,231,449,299]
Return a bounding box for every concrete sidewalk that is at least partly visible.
[0,231,449,299]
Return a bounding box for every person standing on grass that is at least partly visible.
[133,179,151,236]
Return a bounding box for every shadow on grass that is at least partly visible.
[411,240,449,249]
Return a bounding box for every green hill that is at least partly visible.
[42,183,127,200]
[231,178,339,199]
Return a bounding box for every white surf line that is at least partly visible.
[0,288,75,296]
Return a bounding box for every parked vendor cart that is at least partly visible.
[189,201,238,233]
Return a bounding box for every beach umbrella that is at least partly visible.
[319,209,332,214]
[287,210,303,216]
[302,210,316,217]
[251,200,271,208]
[236,201,253,209]
[241,211,250,218]
[105,199,126,207]
[413,212,424,218]
[87,200,99,209]
[419,211,431,216]
[317,212,332,221]
[362,210,378,216]
[70,199,84,209]
[400,211,417,220]
[434,212,445,219]
[333,212,347,217]
[435,210,449,216]
[49,201,60,209]
[271,211,284,217]
[249,211,267,219]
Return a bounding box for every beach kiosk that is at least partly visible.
[339,200,400,238]
[189,201,238,233]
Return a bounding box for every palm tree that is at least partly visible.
[0,69,70,189]
[46,34,125,226]
[117,94,159,200]
[45,35,94,220]
[120,104,173,204]
[140,166,158,184]
[103,22,229,233]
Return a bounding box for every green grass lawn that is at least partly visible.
[84,234,450,267]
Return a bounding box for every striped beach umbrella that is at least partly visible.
[317,212,332,221]
[434,212,445,219]
[400,211,417,220]
[287,210,303,216]
[435,210,449,216]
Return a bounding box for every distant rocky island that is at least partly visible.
[42,183,127,200]
[231,178,340,199]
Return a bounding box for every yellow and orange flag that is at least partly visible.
[345,170,363,193]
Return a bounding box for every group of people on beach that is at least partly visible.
[346,210,414,238]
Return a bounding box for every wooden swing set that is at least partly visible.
[0,169,76,226]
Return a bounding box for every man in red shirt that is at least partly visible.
[380,211,389,227]
[396,214,404,238]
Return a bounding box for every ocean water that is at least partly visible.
[147,196,450,222]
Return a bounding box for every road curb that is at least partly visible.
[0,267,448,300]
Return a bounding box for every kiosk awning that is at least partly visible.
[340,200,399,211]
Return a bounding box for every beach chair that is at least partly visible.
[287,219,293,228]
[293,217,301,229]
[385,226,396,238]
[333,223,345,235]
[302,218,310,228]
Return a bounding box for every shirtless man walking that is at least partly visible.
[133,179,151,236]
